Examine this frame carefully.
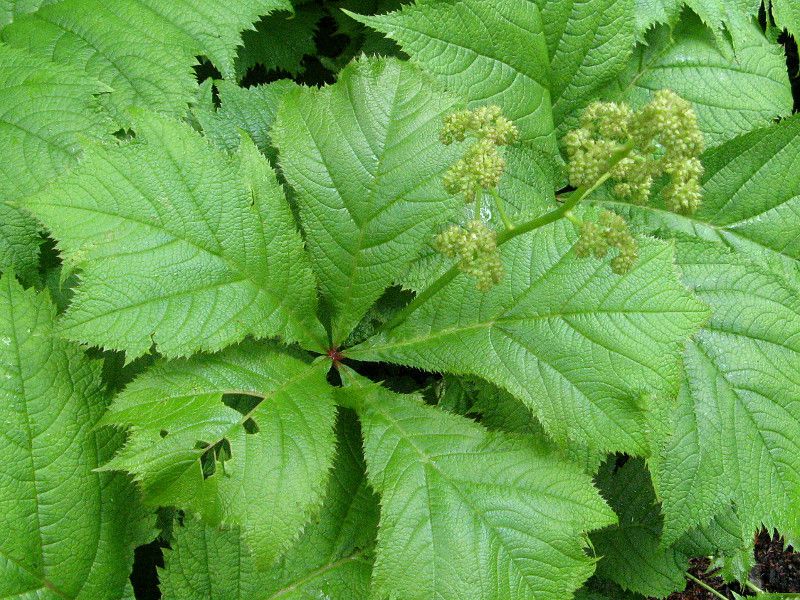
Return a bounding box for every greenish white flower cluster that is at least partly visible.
[436,106,518,290]
[440,105,519,201]
[436,219,503,291]
[564,90,704,214]
[574,210,638,275]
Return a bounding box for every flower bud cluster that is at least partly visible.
[440,105,519,202]
[574,210,638,274]
[436,219,503,291]
[564,90,705,215]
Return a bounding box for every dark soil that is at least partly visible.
[661,531,800,599]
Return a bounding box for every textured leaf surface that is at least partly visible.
[633,0,682,37]
[772,0,800,40]
[592,459,688,598]
[159,411,377,600]
[341,375,616,600]
[603,15,793,147]
[273,58,463,344]
[236,7,322,78]
[0,43,111,280]
[605,115,800,280]
[349,219,709,455]
[655,239,800,546]
[22,111,324,358]
[0,274,151,599]
[536,0,637,134]
[348,0,555,145]
[1,0,289,119]
[0,0,58,27]
[194,79,298,161]
[101,341,336,567]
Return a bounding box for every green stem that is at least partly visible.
[686,573,728,600]
[366,141,635,339]
[745,580,765,594]
[489,188,515,230]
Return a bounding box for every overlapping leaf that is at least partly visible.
[21,111,323,358]
[654,239,800,546]
[339,374,616,600]
[603,14,793,147]
[101,340,337,567]
[0,274,152,599]
[159,411,377,599]
[348,218,709,455]
[1,0,290,120]
[273,57,464,344]
[0,43,112,281]
[536,0,637,135]
[347,0,555,146]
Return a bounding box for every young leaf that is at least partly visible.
[159,411,377,599]
[1,0,290,120]
[346,0,556,146]
[339,374,616,600]
[0,273,153,599]
[654,239,800,547]
[273,57,464,344]
[21,111,324,358]
[592,459,689,598]
[100,340,337,568]
[603,14,793,147]
[348,219,709,455]
[536,0,637,135]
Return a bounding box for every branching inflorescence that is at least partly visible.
[436,91,704,286]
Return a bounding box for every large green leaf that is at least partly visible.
[339,374,616,600]
[21,111,324,358]
[0,0,59,27]
[772,0,800,40]
[603,14,793,147]
[654,239,800,546]
[536,0,637,135]
[0,273,152,599]
[348,218,709,455]
[100,341,337,567]
[1,0,290,120]
[159,411,377,599]
[592,459,688,598]
[0,43,112,281]
[605,115,800,281]
[347,0,555,146]
[273,57,464,344]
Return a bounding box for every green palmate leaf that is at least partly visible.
[339,373,616,600]
[536,0,637,135]
[653,239,800,547]
[592,459,688,598]
[606,114,800,280]
[0,0,290,120]
[273,57,464,344]
[236,6,322,78]
[21,111,324,358]
[100,340,337,567]
[0,273,152,599]
[194,79,298,161]
[602,14,793,147]
[771,0,800,40]
[0,43,112,281]
[346,0,555,146]
[159,411,378,600]
[348,218,709,455]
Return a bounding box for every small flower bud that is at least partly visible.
[574,211,638,274]
[436,220,503,290]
